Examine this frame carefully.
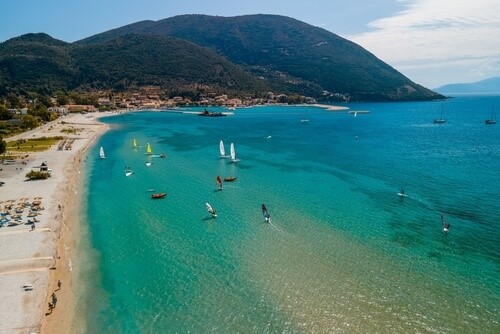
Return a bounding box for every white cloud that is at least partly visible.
[348,0,500,87]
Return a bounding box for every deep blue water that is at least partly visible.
[77,96,499,333]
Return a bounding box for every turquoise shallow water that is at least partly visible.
[77,96,499,333]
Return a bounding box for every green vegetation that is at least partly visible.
[60,127,80,134]
[0,16,445,102]
[25,170,51,180]
[6,136,63,152]
[76,14,444,101]
[0,136,6,154]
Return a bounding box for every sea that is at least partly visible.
[75,96,499,333]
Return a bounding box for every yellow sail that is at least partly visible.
[133,138,138,149]
[146,143,152,155]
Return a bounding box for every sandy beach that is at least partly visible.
[0,112,111,334]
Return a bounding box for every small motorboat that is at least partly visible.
[224,176,237,182]
[151,193,166,199]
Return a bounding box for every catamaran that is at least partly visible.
[432,105,446,124]
[99,147,105,159]
[206,202,217,218]
[261,204,271,223]
[485,105,496,125]
[146,143,152,155]
[219,140,228,158]
[230,143,240,163]
[216,176,223,190]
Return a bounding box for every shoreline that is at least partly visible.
[0,112,111,334]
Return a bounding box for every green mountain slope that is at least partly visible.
[0,33,78,95]
[78,14,443,101]
[0,33,268,96]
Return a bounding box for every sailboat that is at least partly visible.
[99,147,105,159]
[432,105,446,124]
[146,143,152,155]
[206,202,217,218]
[216,176,223,190]
[219,140,228,158]
[230,143,240,163]
[261,204,271,223]
[133,138,139,149]
[125,166,134,176]
[485,105,496,125]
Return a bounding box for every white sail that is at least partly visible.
[99,147,105,159]
[230,143,240,162]
[219,140,226,158]
[206,202,217,217]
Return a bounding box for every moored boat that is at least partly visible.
[432,105,446,124]
[151,193,166,199]
[198,109,226,117]
[485,105,496,124]
[224,176,237,182]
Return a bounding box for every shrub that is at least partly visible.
[25,170,51,180]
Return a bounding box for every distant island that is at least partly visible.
[0,14,443,105]
[434,77,500,95]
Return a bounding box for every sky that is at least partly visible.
[1,0,499,89]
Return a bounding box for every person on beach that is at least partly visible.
[31,223,35,231]
[51,292,57,305]
[57,280,62,290]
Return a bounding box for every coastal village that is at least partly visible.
[4,88,326,117]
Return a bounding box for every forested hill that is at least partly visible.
[0,33,268,96]
[77,14,443,101]
[1,15,444,101]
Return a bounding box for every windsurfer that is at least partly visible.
[216,176,223,190]
[262,204,271,223]
[441,214,450,234]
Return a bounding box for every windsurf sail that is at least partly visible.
[206,202,217,217]
[262,204,270,221]
[219,140,226,158]
[146,143,152,155]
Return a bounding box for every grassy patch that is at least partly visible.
[61,127,82,134]
[6,136,64,152]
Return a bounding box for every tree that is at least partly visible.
[0,136,6,155]
[6,93,21,108]
[22,114,39,129]
[0,105,12,120]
